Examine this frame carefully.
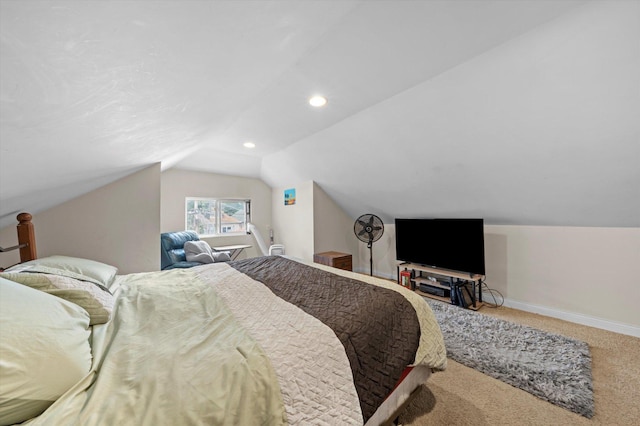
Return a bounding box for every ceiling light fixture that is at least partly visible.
[243,142,256,149]
[309,95,328,107]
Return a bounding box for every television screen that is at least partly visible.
[395,218,485,276]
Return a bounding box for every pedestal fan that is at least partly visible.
[354,214,384,276]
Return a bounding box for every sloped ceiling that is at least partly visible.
[1,0,638,229]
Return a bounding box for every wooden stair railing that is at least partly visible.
[0,213,37,264]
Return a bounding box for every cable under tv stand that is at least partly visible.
[397,262,484,310]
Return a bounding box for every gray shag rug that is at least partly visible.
[425,299,594,418]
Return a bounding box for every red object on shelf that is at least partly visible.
[399,270,412,289]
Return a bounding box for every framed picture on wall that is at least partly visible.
[284,188,296,205]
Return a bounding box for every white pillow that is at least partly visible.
[184,241,231,263]
[0,277,92,425]
[184,240,215,263]
[212,251,231,262]
[6,255,118,289]
[0,272,114,325]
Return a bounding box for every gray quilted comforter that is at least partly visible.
[231,256,423,421]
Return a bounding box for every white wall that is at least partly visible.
[357,224,640,336]
[271,181,362,264]
[271,181,315,261]
[484,225,640,334]
[0,164,161,273]
[0,222,22,269]
[160,168,272,260]
[354,224,399,279]
[313,183,360,266]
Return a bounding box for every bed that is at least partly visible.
[0,215,447,425]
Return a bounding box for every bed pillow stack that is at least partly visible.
[1,255,118,325]
[5,255,118,290]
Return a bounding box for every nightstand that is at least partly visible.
[313,251,352,271]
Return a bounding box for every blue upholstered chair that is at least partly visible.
[160,231,204,270]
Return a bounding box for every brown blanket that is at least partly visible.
[230,256,421,421]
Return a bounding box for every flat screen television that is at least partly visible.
[395,218,485,276]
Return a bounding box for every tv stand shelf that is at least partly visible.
[398,263,484,310]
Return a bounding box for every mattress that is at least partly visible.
[3,255,446,425]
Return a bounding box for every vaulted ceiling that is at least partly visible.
[1,0,638,229]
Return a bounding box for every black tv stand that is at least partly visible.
[397,262,484,310]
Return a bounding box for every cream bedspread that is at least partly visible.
[25,269,287,425]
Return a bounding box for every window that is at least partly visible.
[186,198,250,236]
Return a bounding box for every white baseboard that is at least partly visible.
[502,298,640,338]
[354,267,395,281]
[357,268,640,338]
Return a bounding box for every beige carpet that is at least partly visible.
[398,303,640,425]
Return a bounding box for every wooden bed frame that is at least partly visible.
[0,212,37,265]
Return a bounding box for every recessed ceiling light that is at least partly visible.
[243,142,256,149]
[309,95,328,107]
